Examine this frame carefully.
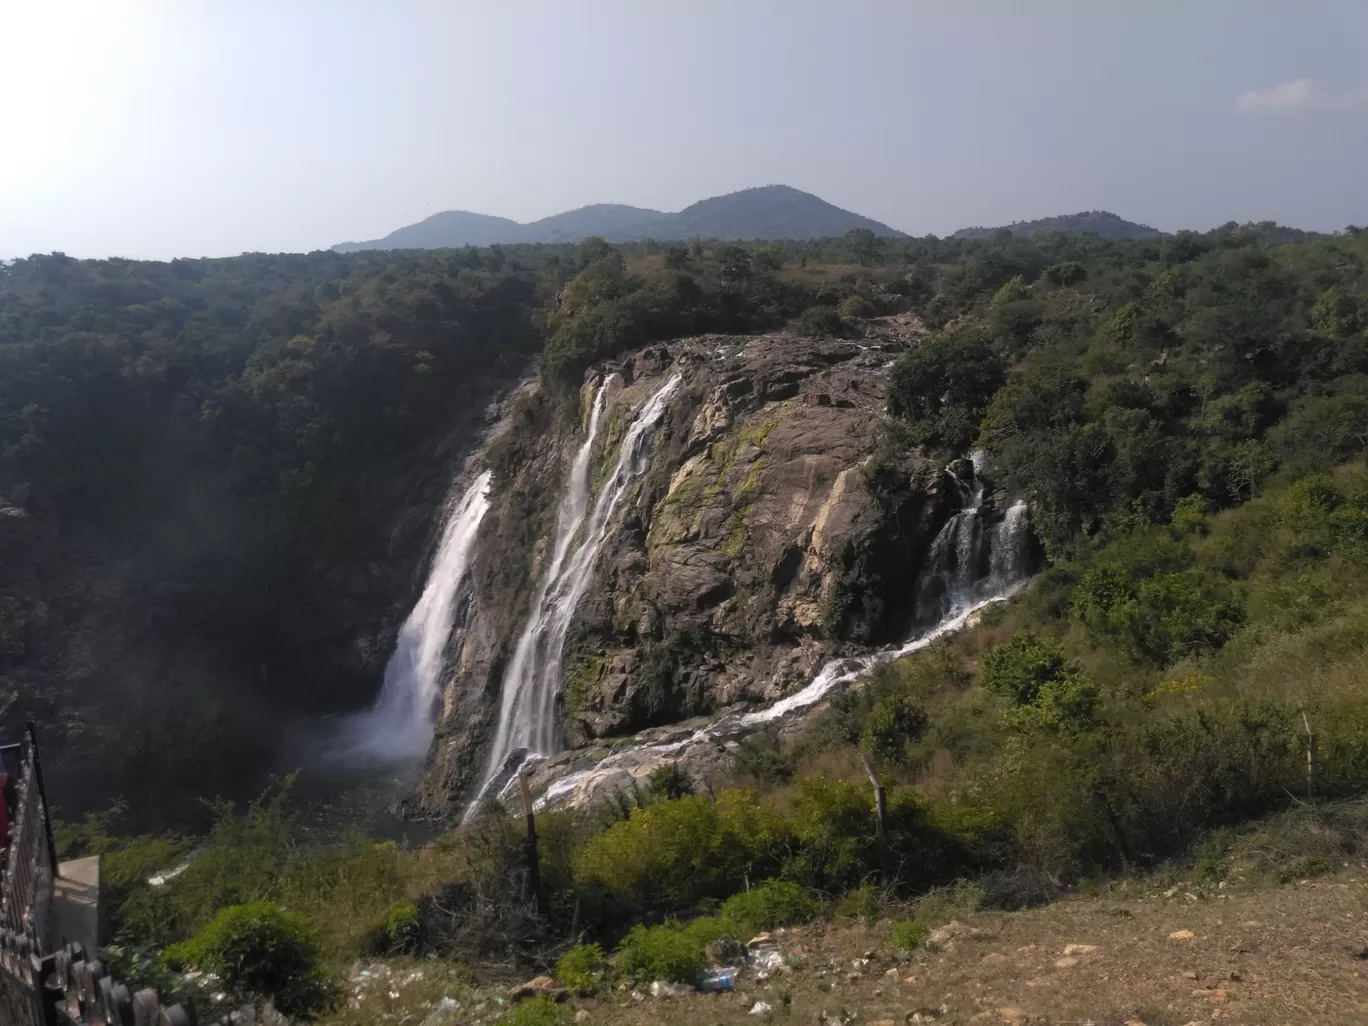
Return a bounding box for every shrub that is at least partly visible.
[719,880,818,936]
[1116,571,1244,665]
[1278,854,1336,884]
[860,690,928,761]
[1276,474,1341,532]
[913,880,984,926]
[1330,491,1368,560]
[555,942,607,992]
[165,902,334,1018]
[498,996,566,1026]
[831,883,882,924]
[1074,560,1244,666]
[889,918,927,950]
[366,901,421,954]
[101,942,205,1007]
[976,864,1060,910]
[837,294,875,319]
[642,763,694,803]
[990,275,1031,306]
[615,918,726,983]
[979,631,1072,705]
[785,777,877,891]
[795,305,845,337]
[1044,261,1087,287]
[1170,494,1209,535]
[731,729,797,784]
[572,790,790,915]
[1192,829,1235,883]
[1002,673,1100,733]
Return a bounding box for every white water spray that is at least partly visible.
[536,456,1032,810]
[467,373,683,814]
[337,470,492,763]
[915,453,1028,624]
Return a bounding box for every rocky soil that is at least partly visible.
[324,869,1368,1026]
[418,333,973,818]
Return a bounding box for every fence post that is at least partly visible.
[859,753,889,883]
[24,725,58,878]
[1302,712,1320,798]
[518,773,549,917]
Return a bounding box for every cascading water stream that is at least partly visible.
[915,451,1025,624]
[336,469,492,763]
[536,454,1032,810]
[466,373,683,815]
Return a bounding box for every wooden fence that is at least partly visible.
[0,726,210,1026]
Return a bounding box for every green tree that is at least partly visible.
[990,274,1031,306]
[1310,287,1363,337]
[887,329,1006,451]
[979,630,1072,705]
[1044,261,1087,286]
[1075,563,1243,666]
[841,228,882,266]
[1270,393,1368,464]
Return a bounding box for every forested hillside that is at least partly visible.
[29,221,1368,1023]
[952,210,1164,239]
[0,247,550,812]
[6,222,1368,820]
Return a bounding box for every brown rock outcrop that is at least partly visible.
[416,333,958,817]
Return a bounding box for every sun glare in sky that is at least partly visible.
[0,3,149,196]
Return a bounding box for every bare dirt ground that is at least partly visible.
[592,874,1368,1026]
[329,870,1368,1026]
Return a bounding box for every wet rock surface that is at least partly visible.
[417,333,971,818]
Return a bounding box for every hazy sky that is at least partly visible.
[3,1,1367,260]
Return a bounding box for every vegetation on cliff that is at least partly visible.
[0,247,547,810]
[11,219,1368,1017]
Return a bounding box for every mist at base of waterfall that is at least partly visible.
[314,470,493,772]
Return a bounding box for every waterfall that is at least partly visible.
[467,373,683,815]
[535,455,1033,811]
[915,453,1023,626]
[338,469,492,764]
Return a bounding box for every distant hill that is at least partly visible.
[523,203,672,244]
[952,210,1164,240]
[332,185,904,252]
[335,210,526,251]
[666,186,904,241]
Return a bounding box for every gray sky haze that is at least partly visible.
[2,1,1366,260]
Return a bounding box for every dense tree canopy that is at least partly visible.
[3,218,1364,818]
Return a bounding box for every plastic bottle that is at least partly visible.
[696,968,737,992]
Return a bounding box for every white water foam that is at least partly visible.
[335,470,492,764]
[467,373,683,815]
[534,457,1031,811]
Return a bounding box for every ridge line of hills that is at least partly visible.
[334,185,1164,252]
[950,209,1165,240]
[333,185,906,252]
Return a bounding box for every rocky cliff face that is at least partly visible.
[416,333,970,817]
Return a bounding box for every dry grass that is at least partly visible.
[777,263,905,288]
